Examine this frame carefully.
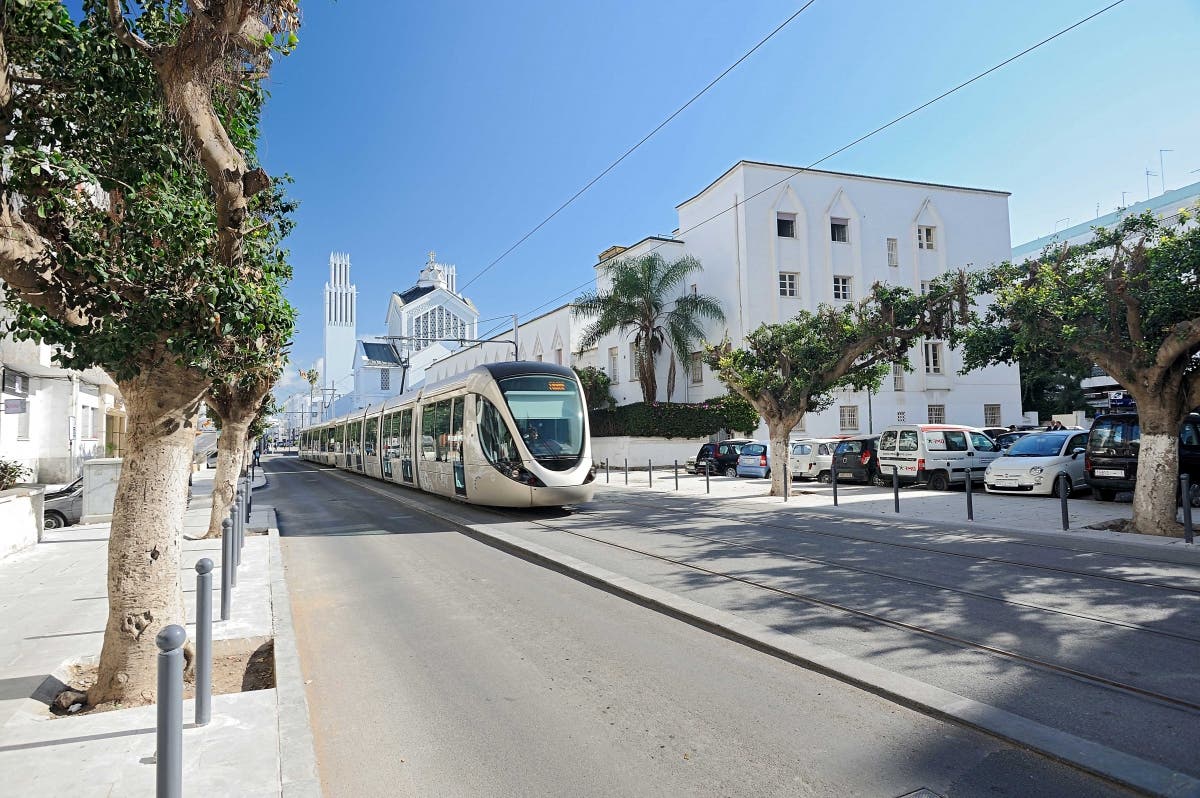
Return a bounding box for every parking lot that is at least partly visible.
[587,463,1185,545]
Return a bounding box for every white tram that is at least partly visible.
[298,362,596,507]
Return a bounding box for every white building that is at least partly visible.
[322,252,357,405]
[0,302,125,483]
[1011,179,1200,412]
[425,303,574,384]
[581,161,1022,436]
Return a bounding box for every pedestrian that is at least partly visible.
[253,445,261,467]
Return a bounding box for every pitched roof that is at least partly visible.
[361,342,403,365]
[395,285,437,305]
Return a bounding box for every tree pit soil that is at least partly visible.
[51,636,274,718]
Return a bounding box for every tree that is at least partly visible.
[1016,348,1091,421]
[958,210,1200,537]
[573,366,615,410]
[707,282,961,497]
[574,253,725,404]
[0,2,294,704]
[203,367,280,538]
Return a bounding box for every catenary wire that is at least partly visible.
[457,2,820,294]
[508,0,1127,325]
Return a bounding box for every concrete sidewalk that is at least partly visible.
[0,460,317,797]
[597,464,1200,552]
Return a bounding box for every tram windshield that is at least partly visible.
[498,375,585,465]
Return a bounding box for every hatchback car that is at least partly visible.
[687,438,753,477]
[1085,412,1200,502]
[984,431,1090,497]
[832,436,883,485]
[43,478,83,529]
[789,438,840,482]
[736,442,772,479]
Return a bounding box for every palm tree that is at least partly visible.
[573,253,725,404]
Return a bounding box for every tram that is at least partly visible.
[298,362,596,507]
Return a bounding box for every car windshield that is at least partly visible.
[498,375,585,462]
[1006,433,1069,457]
[741,444,766,456]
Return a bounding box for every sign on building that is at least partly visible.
[4,398,27,414]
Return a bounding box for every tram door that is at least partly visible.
[363,415,380,478]
[399,408,414,483]
[450,398,467,497]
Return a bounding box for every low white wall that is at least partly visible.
[81,457,121,524]
[591,436,708,467]
[0,488,43,559]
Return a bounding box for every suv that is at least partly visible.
[687,438,753,477]
[832,436,884,485]
[1085,413,1200,502]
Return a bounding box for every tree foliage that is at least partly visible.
[573,365,615,410]
[588,393,758,440]
[707,280,963,496]
[574,253,726,403]
[957,209,1200,536]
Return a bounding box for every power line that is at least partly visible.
[512,0,1126,325]
[457,1,820,293]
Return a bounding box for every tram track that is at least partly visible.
[594,492,1200,595]
[489,506,1200,719]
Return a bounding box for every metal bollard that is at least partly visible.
[229,497,240,586]
[605,459,610,483]
[784,462,789,502]
[194,558,213,726]
[965,467,974,521]
[220,518,232,620]
[832,464,839,507]
[1182,474,1194,544]
[624,459,628,485]
[892,465,900,514]
[674,460,679,491]
[648,460,653,488]
[1059,475,1070,530]
[246,477,253,523]
[705,465,710,494]
[155,624,185,798]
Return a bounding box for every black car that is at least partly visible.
[688,438,753,477]
[1085,412,1200,502]
[832,435,885,485]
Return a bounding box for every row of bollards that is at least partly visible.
[156,473,253,797]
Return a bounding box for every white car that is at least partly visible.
[984,430,1091,497]
[788,438,840,482]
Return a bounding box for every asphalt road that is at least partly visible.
[266,457,1133,798]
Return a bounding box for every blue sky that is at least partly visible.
[174,2,1200,394]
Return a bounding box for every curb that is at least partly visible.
[267,521,322,798]
[329,470,1200,798]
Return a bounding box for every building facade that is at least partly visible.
[425,304,575,384]
[322,252,358,405]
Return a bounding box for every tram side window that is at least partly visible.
[476,396,519,468]
[364,417,379,457]
[421,401,449,462]
[336,424,348,453]
[450,398,465,463]
[399,408,414,479]
[382,413,399,459]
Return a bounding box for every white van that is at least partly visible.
[876,424,1002,491]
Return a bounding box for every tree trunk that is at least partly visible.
[89,365,207,705]
[203,417,249,539]
[766,416,798,498]
[639,349,657,404]
[1130,411,1184,537]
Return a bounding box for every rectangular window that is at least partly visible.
[984,404,1002,427]
[892,363,905,392]
[364,416,379,456]
[887,237,899,267]
[833,276,852,301]
[690,284,698,295]
[629,342,639,382]
[555,348,563,365]
[380,368,390,391]
[793,415,806,433]
[924,341,943,374]
[918,225,936,250]
[839,405,859,431]
[690,352,704,385]
[831,218,849,243]
[607,347,618,381]
[778,272,798,297]
[777,212,796,238]
[928,404,946,424]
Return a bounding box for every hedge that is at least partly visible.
[589,394,759,439]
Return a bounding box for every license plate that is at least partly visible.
[838,471,854,479]
[995,477,1019,487]
[1095,468,1125,478]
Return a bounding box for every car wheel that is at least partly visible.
[764,469,771,480]
[724,466,737,478]
[44,511,66,530]
[817,470,831,484]
[927,471,950,492]
[1052,474,1072,498]
[1095,488,1116,502]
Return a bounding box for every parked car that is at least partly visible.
[983,430,1090,497]
[43,477,83,529]
[736,441,773,479]
[686,438,753,477]
[1084,412,1200,502]
[831,436,884,485]
[789,438,840,482]
[993,430,1033,451]
[875,424,1002,491]
[981,427,1011,440]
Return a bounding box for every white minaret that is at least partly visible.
[322,252,357,399]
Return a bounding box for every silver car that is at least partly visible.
[43,478,83,529]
